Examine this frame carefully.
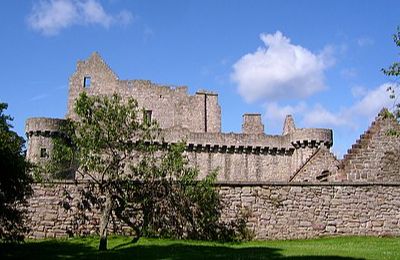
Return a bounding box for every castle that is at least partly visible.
[24,53,400,240]
[26,52,337,182]
[26,52,400,183]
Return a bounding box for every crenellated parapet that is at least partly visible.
[162,127,294,155]
[290,128,333,149]
[26,117,66,137]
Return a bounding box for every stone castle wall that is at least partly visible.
[27,182,400,240]
[340,113,400,182]
[67,53,221,133]
[160,126,332,181]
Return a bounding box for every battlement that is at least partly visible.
[25,117,66,137]
[290,128,333,148]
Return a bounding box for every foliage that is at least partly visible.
[127,142,252,242]
[47,92,247,250]
[382,26,400,121]
[0,103,33,242]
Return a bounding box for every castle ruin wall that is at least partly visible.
[67,53,221,133]
[340,111,400,182]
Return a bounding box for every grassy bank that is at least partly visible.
[1,236,399,259]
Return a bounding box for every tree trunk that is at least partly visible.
[99,193,113,251]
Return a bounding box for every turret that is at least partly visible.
[25,117,66,165]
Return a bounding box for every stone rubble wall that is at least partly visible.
[67,53,222,133]
[27,182,400,240]
[340,113,400,182]
[289,147,340,182]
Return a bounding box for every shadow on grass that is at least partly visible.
[0,240,365,260]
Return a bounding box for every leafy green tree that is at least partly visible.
[382,26,400,120]
[49,93,245,251]
[54,92,159,250]
[0,103,32,242]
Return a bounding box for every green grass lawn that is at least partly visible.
[1,236,399,259]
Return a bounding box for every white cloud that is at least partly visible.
[341,68,357,79]
[231,31,332,103]
[264,83,396,132]
[264,102,306,123]
[351,85,367,98]
[350,83,396,118]
[303,104,350,127]
[28,0,133,36]
[357,37,374,47]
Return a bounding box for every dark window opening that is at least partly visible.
[83,76,91,88]
[144,110,152,124]
[40,148,47,158]
[316,170,330,182]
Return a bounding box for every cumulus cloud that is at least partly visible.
[351,85,367,98]
[232,31,332,103]
[264,102,306,124]
[264,83,397,132]
[28,0,133,36]
[303,104,350,127]
[350,83,396,118]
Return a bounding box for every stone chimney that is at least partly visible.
[282,115,296,135]
[242,114,264,134]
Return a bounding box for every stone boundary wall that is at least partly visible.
[27,182,400,240]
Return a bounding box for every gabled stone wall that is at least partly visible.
[289,147,340,182]
[340,110,400,182]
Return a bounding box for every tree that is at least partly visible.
[49,93,244,251]
[55,92,159,250]
[0,103,32,242]
[382,26,400,120]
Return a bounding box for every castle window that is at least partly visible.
[83,76,91,88]
[40,148,47,158]
[144,110,152,124]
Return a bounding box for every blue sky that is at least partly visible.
[1,0,399,157]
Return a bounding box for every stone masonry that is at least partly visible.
[25,52,400,239]
[28,182,400,240]
[26,52,333,182]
